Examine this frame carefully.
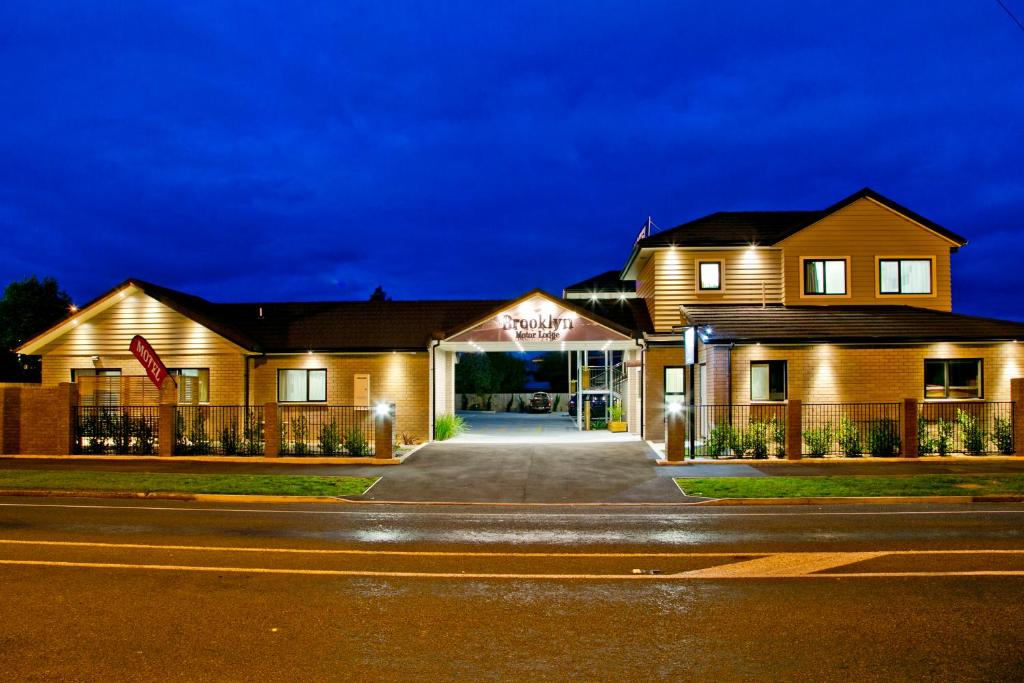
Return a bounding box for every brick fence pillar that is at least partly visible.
[264,402,280,457]
[786,399,802,460]
[902,398,919,458]
[1012,379,1024,457]
[375,403,395,460]
[665,405,685,462]
[53,383,77,455]
[158,404,175,457]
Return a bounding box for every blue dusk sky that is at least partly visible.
[1,1,1022,318]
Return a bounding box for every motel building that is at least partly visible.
[11,187,1024,458]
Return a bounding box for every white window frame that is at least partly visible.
[696,260,723,292]
[277,368,328,403]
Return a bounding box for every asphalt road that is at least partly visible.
[1,497,1024,681]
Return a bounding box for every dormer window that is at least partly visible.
[698,261,722,291]
[879,258,932,295]
[803,258,847,296]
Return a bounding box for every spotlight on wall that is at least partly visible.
[68,305,78,313]
[667,401,683,415]
[375,402,391,417]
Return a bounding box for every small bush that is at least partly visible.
[291,414,309,455]
[768,416,786,458]
[591,419,607,430]
[837,418,862,458]
[319,419,342,456]
[745,421,770,459]
[609,403,624,422]
[957,409,986,455]
[935,418,954,456]
[868,419,900,457]
[993,416,1014,455]
[220,425,240,455]
[703,424,733,457]
[803,423,834,458]
[434,413,467,441]
[133,417,156,455]
[918,416,935,455]
[243,412,263,455]
[343,426,370,457]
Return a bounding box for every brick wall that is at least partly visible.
[644,345,683,441]
[723,341,1023,404]
[251,353,430,442]
[9,383,77,455]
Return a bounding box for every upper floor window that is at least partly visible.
[803,259,847,296]
[879,258,932,295]
[169,368,210,404]
[751,360,787,401]
[278,368,327,402]
[698,261,722,291]
[924,359,982,399]
[665,367,686,406]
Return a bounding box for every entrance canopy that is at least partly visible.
[438,290,639,352]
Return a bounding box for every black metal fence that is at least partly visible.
[917,402,1015,456]
[279,405,376,456]
[800,403,902,457]
[692,404,787,458]
[73,406,160,455]
[174,405,264,456]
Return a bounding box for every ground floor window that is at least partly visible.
[751,360,786,401]
[925,359,982,399]
[664,366,685,408]
[278,368,327,402]
[169,368,210,403]
[71,368,121,406]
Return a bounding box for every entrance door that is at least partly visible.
[354,374,370,406]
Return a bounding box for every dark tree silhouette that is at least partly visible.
[0,276,73,381]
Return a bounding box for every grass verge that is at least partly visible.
[0,470,378,497]
[676,474,1024,499]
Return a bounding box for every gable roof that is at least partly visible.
[681,304,1024,344]
[623,188,968,276]
[18,279,652,356]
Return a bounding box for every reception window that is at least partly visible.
[925,359,981,399]
[751,360,787,401]
[278,369,327,402]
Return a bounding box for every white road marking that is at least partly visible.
[1,558,1023,580]
[2,501,1024,518]
[684,552,887,578]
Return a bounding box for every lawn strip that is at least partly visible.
[0,470,378,497]
[676,474,1024,499]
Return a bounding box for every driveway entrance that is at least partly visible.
[363,440,683,503]
[449,411,641,444]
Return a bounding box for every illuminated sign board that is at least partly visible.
[447,295,630,345]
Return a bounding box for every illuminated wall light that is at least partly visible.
[375,402,391,417]
[666,401,683,414]
[68,305,78,313]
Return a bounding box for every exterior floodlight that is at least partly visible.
[667,401,683,414]
[375,402,391,417]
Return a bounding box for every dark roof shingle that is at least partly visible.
[682,304,1024,344]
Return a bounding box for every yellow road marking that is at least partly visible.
[684,552,887,578]
[1,559,1024,580]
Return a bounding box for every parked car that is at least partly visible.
[568,395,606,419]
[529,392,552,413]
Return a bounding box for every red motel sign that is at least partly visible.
[130,335,171,389]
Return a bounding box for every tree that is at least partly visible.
[0,276,73,381]
[532,351,569,392]
[368,286,390,302]
[487,353,527,392]
[454,353,527,395]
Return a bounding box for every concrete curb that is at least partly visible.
[0,454,406,466]
[691,495,1024,506]
[659,456,1024,466]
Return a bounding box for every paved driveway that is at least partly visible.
[450,411,641,444]
[364,440,687,503]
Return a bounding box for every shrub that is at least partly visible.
[291,414,309,455]
[703,424,733,457]
[243,411,263,455]
[957,409,986,455]
[343,426,370,456]
[319,419,342,456]
[173,411,187,454]
[133,417,156,455]
[933,418,953,456]
[220,425,240,455]
[434,413,467,441]
[745,421,770,459]
[190,410,211,455]
[803,423,834,458]
[768,416,786,458]
[918,416,935,455]
[837,418,862,458]
[993,416,1014,455]
[868,419,900,457]
[609,403,624,422]
[592,419,607,430]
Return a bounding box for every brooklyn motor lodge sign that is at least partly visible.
[500,312,575,341]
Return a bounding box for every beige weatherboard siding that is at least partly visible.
[777,197,955,310]
[646,247,783,331]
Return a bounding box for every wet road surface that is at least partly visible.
[2,496,1024,680]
